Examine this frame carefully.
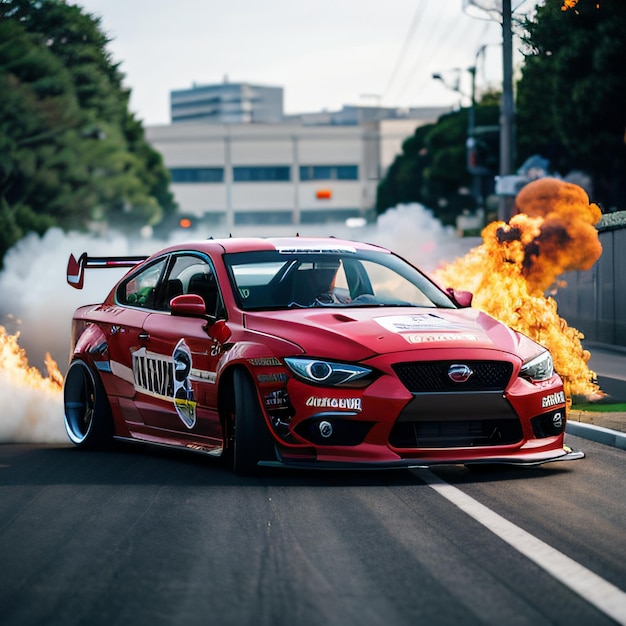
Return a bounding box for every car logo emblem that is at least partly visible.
[448,364,473,383]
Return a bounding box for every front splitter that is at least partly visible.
[258,446,585,470]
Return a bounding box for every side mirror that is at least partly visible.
[447,288,473,308]
[170,294,206,317]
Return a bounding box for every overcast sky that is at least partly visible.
[76,0,531,126]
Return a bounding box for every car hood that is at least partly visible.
[244,307,522,361]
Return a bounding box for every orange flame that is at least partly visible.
[0,325,64,394]
[435,178,602,399]
[561,1,600,11]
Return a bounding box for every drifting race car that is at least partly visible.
[63,236,583,473]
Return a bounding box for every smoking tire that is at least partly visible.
[63,359,113,448]
[231,368,271,475]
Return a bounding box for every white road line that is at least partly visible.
[413,468,626,625]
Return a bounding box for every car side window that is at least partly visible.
[117,258,167,309]
[157,254,224,317]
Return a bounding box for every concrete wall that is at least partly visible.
[554,215,626,348]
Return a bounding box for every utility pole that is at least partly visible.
[499,0,514,221]
[467,64,478,202]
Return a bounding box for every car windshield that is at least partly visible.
[223,248,455,311]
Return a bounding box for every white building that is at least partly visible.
[170,80,284,124]
[146,89,449,229]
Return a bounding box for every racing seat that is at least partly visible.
[187,272,218,316]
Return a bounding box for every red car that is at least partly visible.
[63,236,583,473]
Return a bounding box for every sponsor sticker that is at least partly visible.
[133,347,174,399]
[132,340,198,429]
[264,389,290,408]
[404,332,479,344]
[257,372,288,384]
[541,391,565,408]
[249,357,282,366]
[276,244,356,254]
[191,368,217,384]
[172,339,197,429]
[552,412,564,429]
[305,396,362,411]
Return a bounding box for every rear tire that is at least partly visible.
[63,360,112,449]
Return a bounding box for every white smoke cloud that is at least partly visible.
[0,227,166,368]
[0,372,66,443]
[0,204,477,443]
[357,203,478,271]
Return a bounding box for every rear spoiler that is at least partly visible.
[67,252,147,290]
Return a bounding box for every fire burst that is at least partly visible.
[0,325,63,393]
[435,178,602,399]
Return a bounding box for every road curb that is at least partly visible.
[566,421,626,450]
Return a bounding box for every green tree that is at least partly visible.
[376,98,499,226]
[376,123,433,214]
[517,0,626,210]
[0,0,176,265]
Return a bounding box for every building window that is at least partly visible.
[300,208,361,224]
[233,166,291,182]
[299,165,359,181]
[234,211,294,225]
[170,168,224,183]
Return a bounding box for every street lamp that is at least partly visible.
[431,69,468,103]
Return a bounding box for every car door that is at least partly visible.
[104,256,169,424]
[133,253,225,444]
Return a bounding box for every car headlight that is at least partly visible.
[284,357,374,387]
[520,350,554,382]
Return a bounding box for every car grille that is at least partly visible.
[388,388,522,449]
[389,418,523,448]
[392,360,513,393]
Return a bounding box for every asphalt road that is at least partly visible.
[1,435,624,626]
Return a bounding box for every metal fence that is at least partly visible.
[554,213,626,349]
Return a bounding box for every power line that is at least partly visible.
[394,17,492,106]
[381,0,430,103]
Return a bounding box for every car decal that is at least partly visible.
[257,372,287,383]
[541,391,566,407]
[375,314,462,332]
[128,342,216,429]
[172,339,197,429]
[305,396,362,411]
[276,244,356,254]
[248,357,282,366]
[110,360,134,384]
[264,389,290,408]
[191,368,217,384]
[403,332,480,344]
[133,347,175,400]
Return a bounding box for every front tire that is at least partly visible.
[63,360,112,448]
[230,368,273,475]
